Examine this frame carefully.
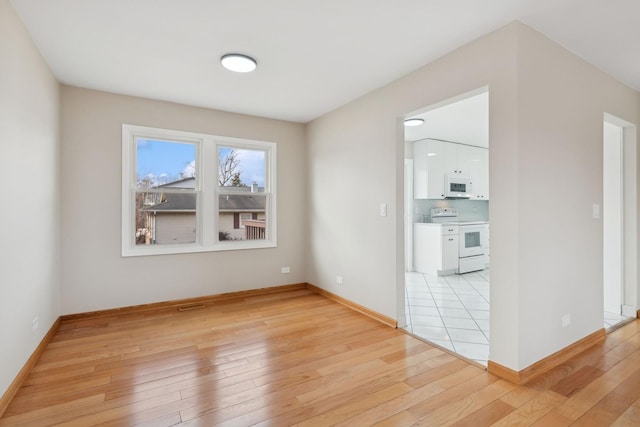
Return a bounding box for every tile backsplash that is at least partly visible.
[413,199,489,223]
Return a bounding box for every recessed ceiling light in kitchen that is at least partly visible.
[220,53,257,73]
[404,118,424,127]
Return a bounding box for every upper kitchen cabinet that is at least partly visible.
[414,139,489,199]
[414,139,453,199]
[460,144,489,200]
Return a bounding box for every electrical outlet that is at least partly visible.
[32,317,39,332]
[336,276,343,285]
[562,314,571,328]
[281,266,290,274]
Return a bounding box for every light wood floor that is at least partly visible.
[2,288,640,426]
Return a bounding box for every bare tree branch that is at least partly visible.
[219,149,242,186]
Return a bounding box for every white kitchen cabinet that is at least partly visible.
[414,223,458,275]
[461,145,489,200]
[413,139,489,199]
[414,140,454,199]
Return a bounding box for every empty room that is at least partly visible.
[2,0,640,425]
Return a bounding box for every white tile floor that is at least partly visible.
[404,270,635,367]
[404,270,491,365]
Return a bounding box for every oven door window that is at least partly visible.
[465,231,481,248]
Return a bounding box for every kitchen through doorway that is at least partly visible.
[402,88,491,365]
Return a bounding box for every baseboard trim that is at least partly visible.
[305,283,397,328]
[488,328,606,385]
[61,283,308,321]
[0,317,61,418]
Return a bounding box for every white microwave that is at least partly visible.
[444,174,473,198]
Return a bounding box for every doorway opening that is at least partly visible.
[402,87,490,366]
[603,114,637,330]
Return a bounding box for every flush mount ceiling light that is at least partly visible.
[404,118,425,127]
[220,53,257,73]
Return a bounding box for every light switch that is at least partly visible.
[592,204,600,219]
[380,203,387,217]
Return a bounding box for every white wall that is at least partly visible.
[514,24,639,368]
[307,22,640,372]
[307,23,522,368]
[0,0,61,397]
[61,87,306,314]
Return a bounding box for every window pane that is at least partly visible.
[218,194,267,241]
[135,139,197,245]
[218,146,265,191]
[136,192,197,245]
[136,139,196,189]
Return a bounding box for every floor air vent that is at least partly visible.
[177,303,205,312]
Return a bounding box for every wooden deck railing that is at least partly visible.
[243,220,266,240]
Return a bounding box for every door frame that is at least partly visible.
[604,113,638,317]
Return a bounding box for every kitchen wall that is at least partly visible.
[0,0,61,398]
[413,199,489,223]
[307,21,640,373]
[61,87,306,314]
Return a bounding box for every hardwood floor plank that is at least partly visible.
[571,366,640,425]
[554,349,640,420]
[404,357,469,388]
[0,394,106,426]
[332,382,444,426]
[371,410,418,427]
[450,399,516,427]
[293,382,414,427]
[493,389,567,426]
[2,290,640,426]
[5,375,111,415]
[119,411,182,427]
[499,385,543,408]
[550,365,606,397]
[53,392,182,427]
[413,379,516,426]
[249,347,448,426]
[406,368,497,419]
[611,405,640,426]
[530,409,574,426]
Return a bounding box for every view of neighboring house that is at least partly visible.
[138,177,266,244]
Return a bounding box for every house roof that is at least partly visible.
[159,176,196,189]
[219,194,266,212]
[142,193,195,212]
[143,193,265,213]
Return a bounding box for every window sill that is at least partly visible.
[122,240,277,257]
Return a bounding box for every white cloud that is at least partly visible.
[182,160,196,177]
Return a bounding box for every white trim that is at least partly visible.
[622,305,636,318]
[122,124,277,257]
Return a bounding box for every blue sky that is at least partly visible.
[136,139,265,186]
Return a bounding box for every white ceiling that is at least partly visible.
[10,0,640,123]
[405,90,489,147]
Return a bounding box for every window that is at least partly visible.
[122,124,276,256]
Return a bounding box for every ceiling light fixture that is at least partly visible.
[404,118,425,127]
[220,53,257,73]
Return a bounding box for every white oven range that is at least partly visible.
[430,208,488,274]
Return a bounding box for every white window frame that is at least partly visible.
[122,124,277,257]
